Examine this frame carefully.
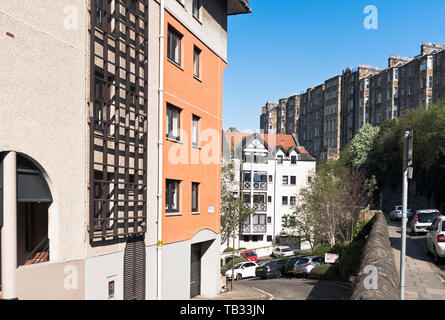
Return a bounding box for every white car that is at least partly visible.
[225,262,259,281]
[426,216,445,264]
[272,246,294,257]
[389,205,412,220]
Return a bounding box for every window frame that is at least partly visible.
[167,25,183,67]
[191,182,200,213]
[166,103,181,141]
[193,45,202,79]
[191,114,200,148]
[165,179,181,214]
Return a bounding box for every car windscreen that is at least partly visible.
[286,258,297,265]
[234,264,242,269]
[295,258,309,265]
[244,252,256,257]
[418,212,440,222]
[281,248,292,252]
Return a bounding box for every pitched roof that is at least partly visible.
[262,134,297,151]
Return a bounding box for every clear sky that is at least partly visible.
[223,0,445,131]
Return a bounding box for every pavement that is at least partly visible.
[193,281,272,300]
[387,216,445,300]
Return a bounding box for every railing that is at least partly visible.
[252,224,267,234]
[253,182,267,190]
[242,224,251,233]
[253,202,267,212]
[243,181,251,190]
[21,236,49,266]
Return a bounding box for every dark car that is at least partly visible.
[283,257,299,277]
[255,259,287,279]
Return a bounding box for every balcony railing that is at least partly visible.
[253,182,267,191]
[21,236,49,266]
[243,181,251,190]
[242,224,250,233]
[253,202,267,212]
[252,224,267,234]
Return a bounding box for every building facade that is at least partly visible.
[0,0,251,300]
[222,131,316,252]
[260,43,445,162]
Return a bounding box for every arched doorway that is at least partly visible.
[0,152,53,295]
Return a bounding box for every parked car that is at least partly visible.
[293,256,325,277]
[284,256,306,276]
[272,246,294,257]
[225,261,259,281]
[426,216,445,264]
[241,250,260,263]
[255,259,287,279]
[389,205,413,220]
[409,209,442,236]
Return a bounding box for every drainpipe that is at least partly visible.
[156,0,165,301]
[1,151,17,299]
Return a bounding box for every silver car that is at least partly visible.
[389,205,412,220]
[293,256,324,277]
[426,216,445,264]
[409,209,442,236]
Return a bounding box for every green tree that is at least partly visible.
[348,124,380,168]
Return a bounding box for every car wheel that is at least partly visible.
[260,276,267,280]
[275,270,282,278]
[236,273,242,281]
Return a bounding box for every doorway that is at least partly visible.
[190,243,202,298]
[123,235,146,300]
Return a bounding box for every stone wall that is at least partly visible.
[351,212,400,300]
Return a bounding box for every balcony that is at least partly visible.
[253,202,267,212]
[253,182,267,191]
[252,224,267,234]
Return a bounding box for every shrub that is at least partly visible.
[338,239,366,279]
[308,264,343,281]
[353,219,373,241]
[223,247,234,253]
[312,244,332,256]
[329,242,348,254]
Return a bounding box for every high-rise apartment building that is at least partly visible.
[0,0,251,300]
[260,43,445,162]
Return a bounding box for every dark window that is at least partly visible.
[268,175,273,183]
[243,171,251,182]
[191,182,199,213]
[267,217,272,223]
[166,180,180,213]
[282,176,288,184]
[267,235,273,242]
[167,26,182,65]
[243,235,250,242]
[282,196,288,205]
[267,196,272,203]
[192,0,200,19]
[290,176,296,185]
[166,104,181,141]
[291,156,297,164]
[193,46,201,78]
[192,115,200,147]
[290,196,296,205]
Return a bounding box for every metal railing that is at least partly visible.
[21,236,49,266]
[252,224,267,233]
[253,202,267,212]
[253,182,267,190]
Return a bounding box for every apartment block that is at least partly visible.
[323,75,342,160]
[285,95,301,136]
[0,0,251,300]
[222,131,316,252]
[260,43,445,162]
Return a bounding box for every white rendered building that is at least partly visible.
[222,130,316,253]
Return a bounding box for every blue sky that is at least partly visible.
[223,0,445,131]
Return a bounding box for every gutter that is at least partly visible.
[157,0,165,301]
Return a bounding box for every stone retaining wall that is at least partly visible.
[351,212,400,300]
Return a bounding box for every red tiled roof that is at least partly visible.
[262,134,297,150]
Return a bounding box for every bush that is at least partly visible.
[312,244,332,256]
[353,219,373,241]
[338,239,366,279]
[329,242,348,254]
[308,264,343,281]
[223,247,234,253]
